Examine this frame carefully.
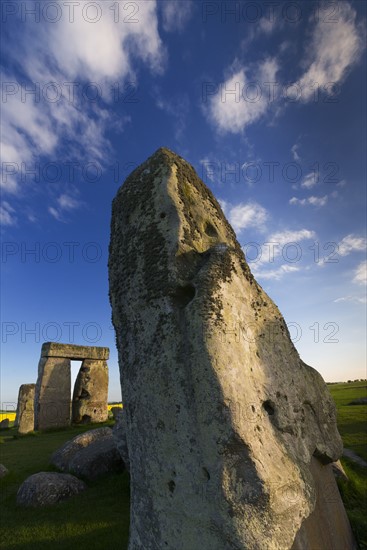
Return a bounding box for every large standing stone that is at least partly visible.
[72,360,108,423]
[15,383,35,433]
[109,148,353,549]
[35,357,71,430]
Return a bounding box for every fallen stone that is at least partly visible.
[113,408,130,472]
[51,427,112,471]
[15,383,35,433]
[0,419,9,429]
[0,464,9,478]
[348,397,367,405]
[109,148,351,549]
[68,437,124,480]
[16,472,86,507]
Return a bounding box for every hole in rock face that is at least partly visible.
[81,414,91,424]
[202,467,210,481]
[263,400,275,416]
[168,480,176,493]
[205,221,218,237]
[160,212,166,219]
[171,284,196,308]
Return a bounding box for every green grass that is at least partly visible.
[328,381,367,461]
[0,422,130,550]
[328,381,367,549]
[0,383,365,548]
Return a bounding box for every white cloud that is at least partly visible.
[252,264,300,280]
[57,194,82,211]
[353,261,367,286]
[48,193,83,222]
[207,58,278,134]
[301,171,318,189]
[334,295,366,305]
[268,229,316,247]
[294,2,365,101]
[291,144,300,161]
[48,206,63,222]
[161,0,193,32]
[289,195,328,207]
[223,201,269,234]
[1,1,164,196]
[338,234,367,256]
[0,202,17,226]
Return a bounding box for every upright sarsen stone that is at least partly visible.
[72,360,109,423]
[35,357,71,430]
[15,383,35,433]
[109,148,353,549]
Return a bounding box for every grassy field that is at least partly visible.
[0,421,129,550]
[0,387,365,549]
[328,381,367,549]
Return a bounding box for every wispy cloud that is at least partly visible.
[207,58,278,134]
[1,1,164,196]
[301,171,318,189]
[291,144,301,161]
[252,264,300,280]
[289,195,328,207]
[293,2,365,101]
[0,202,17,226]
[334,295,366,305]
[353,260,367,285]
[48,193,83,222]
[160,0,193,32]
[220,200,269,234]
[338,234,367,256]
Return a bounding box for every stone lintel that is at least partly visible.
[41,342,109,360]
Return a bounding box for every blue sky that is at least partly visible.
[1,0,366,408]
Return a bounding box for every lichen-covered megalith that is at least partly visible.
[109,148,354,549]
[15,383,35,433]
[72,359,109,423]
[34,342,109,431]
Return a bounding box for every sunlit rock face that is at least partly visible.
[109,148,352,550]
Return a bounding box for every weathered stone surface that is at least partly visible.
[16,472,86,507]
[68,437,124,480]
[41,342,109,360]
[0,464,9,478]
[34,357,71,430]
[112,408,130,472]
[291,457,356,549]
[109,148,349,549]
[72,360,108,424]
[15,383,35,433]
[0,419,9,429]
[51,427,112,471]
[50,427,123,480]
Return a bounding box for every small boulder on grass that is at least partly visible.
[51,427,124,480]
[0,419,9,429]
[16,472,86,507]
[0,464,9,478]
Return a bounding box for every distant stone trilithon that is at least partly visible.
[109,148,355,549]
[34,342,109,430]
